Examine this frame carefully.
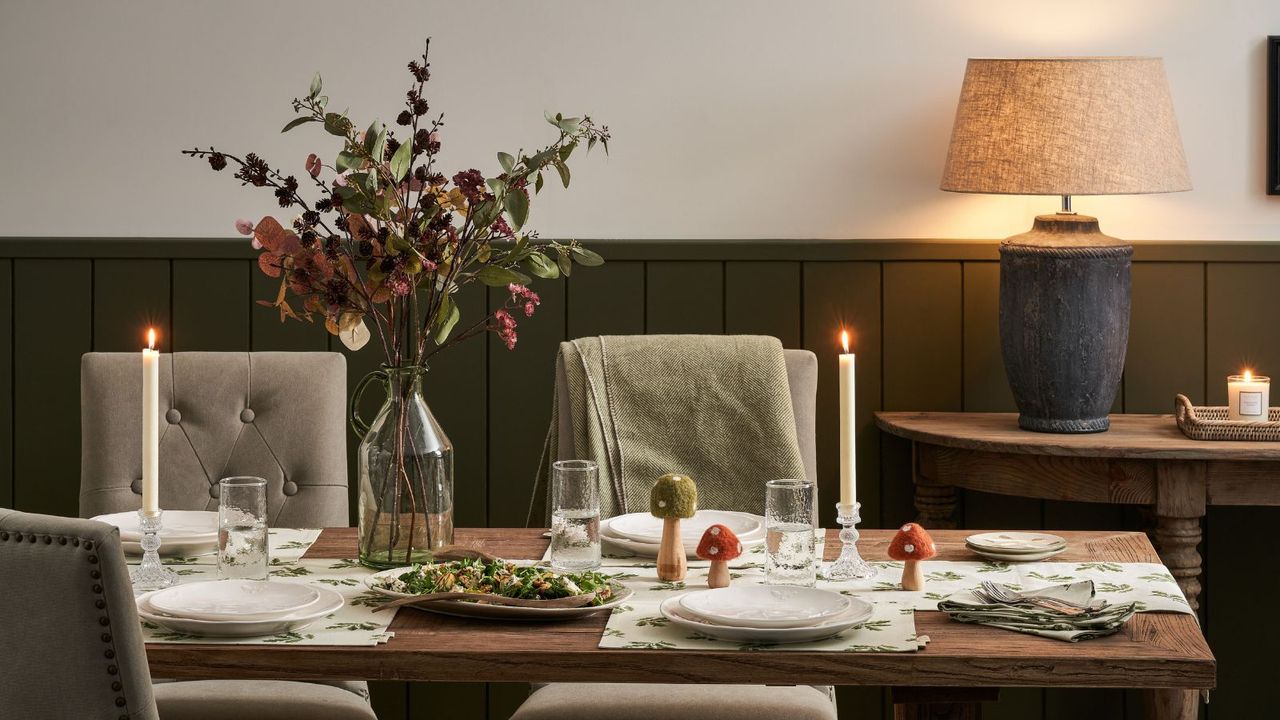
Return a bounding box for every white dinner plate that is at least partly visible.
[137,585,343,638]
[93,510,219,541]
[600,523,765,560]
[122,537,219,558]
[965,532,1066,553]
[659,594,873,644]
[606,511,764,545]
[679,585,852,629]
[966,546,1066,563]
[148,579,320,621]
[365,567,634,621]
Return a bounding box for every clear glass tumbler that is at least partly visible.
[765,478,816,586]
[218,476,269,580]
[549,460,601,572]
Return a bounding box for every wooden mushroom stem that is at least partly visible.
[706,560,730,589]
[901,558,924,591]
[657,517,687,581]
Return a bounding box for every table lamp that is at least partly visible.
[941,57,1190,433]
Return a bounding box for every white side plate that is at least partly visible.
[92,510,218,541]
[606,511,763,544]
[965,532,1066,553]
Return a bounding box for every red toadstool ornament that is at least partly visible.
[888,522,937,591]
[695,524,744,588]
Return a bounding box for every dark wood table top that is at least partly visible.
[143,528,1215,689]
[877,411,1280,461]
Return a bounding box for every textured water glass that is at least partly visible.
[549,460,601,572]
[765,479,816,586]
[218,476,269,580]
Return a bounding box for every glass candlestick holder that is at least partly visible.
[130,509,178,591]
[821,502,875,580]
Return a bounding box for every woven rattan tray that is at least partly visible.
[1175,394,1280,441]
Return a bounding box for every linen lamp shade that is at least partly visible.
[940,57,1191,197]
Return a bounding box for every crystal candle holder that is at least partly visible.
[130,509,178,591]
[821,502,875,580]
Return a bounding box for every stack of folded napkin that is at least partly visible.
[937,580,1136,642]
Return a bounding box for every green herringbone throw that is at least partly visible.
[530,335,807,523]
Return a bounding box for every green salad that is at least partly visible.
[374,558,617,606]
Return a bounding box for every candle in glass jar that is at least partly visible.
[838,330,856,507]
[1228,370,1270,422]
[142,328,160,515]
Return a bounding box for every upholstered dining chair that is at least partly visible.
[79,351,376,720]
[0,508,379,720]
[513,343,837,720]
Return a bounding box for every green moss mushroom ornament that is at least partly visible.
[651,473,697,581]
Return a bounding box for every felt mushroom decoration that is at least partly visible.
[695,524,744,589]
[888,522,937,591]
[650,473,698,581]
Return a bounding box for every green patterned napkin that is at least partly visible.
[937,580,1137,642]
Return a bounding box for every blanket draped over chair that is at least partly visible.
[531,335,808,523]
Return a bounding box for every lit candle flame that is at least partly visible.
[147,328,156,351]
[840,329,850,355]
[1245,369,1253,382]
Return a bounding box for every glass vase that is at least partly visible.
[350,365,454,568]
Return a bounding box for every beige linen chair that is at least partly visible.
[79,351,375,720]
[0,509,378,720]
[514,344,836,720]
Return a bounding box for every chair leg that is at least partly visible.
[892,688,998,720]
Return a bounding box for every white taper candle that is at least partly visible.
[838,330,856,508]
[142,328,160,516]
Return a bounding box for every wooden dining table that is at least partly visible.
[144,527,1214,720]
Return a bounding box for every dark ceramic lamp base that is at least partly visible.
[1000,213,1132,435]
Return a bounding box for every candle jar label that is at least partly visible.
[1241,391,1264,416]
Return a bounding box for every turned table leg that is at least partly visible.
[1151,461,1206,612]
[913,443,958,529]
[1141,689,1199,720]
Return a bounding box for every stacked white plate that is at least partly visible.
[92,510,219,557]
[600,510,766,559]
[136,579,343,637]
[659,585,873,644]
[966,531,1067,562]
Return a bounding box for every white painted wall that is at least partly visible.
[1,0,1278,241]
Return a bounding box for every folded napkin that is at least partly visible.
[938,580,1137,642]
[528,335,808,522]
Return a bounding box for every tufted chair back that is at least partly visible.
[0,508,159,720]
[80,352,349,527]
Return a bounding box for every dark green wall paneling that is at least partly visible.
[14,259,91,516]
[93,259,171,352]
[172,260,250,351]
[487,280,565,529]
[0,260,10,508]
[7,241,1280,720]
[567,261,645,337]
[646,261,723,333]
[725,261,802,346]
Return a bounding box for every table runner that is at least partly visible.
[599,563,926,652]
[132,528,395,646]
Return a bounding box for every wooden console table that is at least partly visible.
[875,412,1280,611]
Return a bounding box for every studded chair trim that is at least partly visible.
[0,508,159,720]
[80,352,349,527]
